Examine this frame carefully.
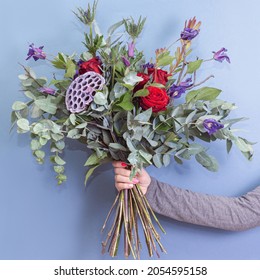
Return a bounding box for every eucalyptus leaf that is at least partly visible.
[54,155,66,165]
[134,108,152,123]
[109,143,128,151]
[67,128,81,139]
[35,98,57,114]
[85,164,100,185]
[163,154,171,166]
[17,118,30,131]
[153,154,163,168]
[12,101,27,111]
[123,71,143,86]
[94,91,107,105]
[84,153,100,166]
[195,151,218,172]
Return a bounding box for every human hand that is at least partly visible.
[112,161,151,195]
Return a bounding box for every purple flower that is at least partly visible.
[168,77,192,98]
[26,43,46,61]
[181,28,199,41]
[181,17,201,41]
[122,56,131,67]
[203,119,224,135]
[128,41,135,58]
[213,48,231,63]
[38,87,56,95]
[142,62,155,70]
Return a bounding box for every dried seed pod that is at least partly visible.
[65,71,105,113]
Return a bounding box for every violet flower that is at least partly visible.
[181,28,199,41]
[128,41,135,57]
[142,62,155,70]
[181,17,201,41]
[122,56,131,67]
[26,43,46,61]
[168,77,192,98]
[38,87,56,95]
[203,119,224,135]
[213,48,230,63]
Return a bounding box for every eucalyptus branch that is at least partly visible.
[19,63,43,88]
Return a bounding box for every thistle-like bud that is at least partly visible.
[124,16,146,40]
[74,0,98,26]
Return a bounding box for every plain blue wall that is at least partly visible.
[1,0,260,259]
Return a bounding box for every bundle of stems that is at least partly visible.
[101,183,166,259]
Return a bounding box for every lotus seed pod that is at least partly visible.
[65,71,105,113]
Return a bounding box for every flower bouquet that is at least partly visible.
[11,1,253,258]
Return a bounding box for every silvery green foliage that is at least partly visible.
[11,3,254,185]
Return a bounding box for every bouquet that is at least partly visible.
[11,1,254,258]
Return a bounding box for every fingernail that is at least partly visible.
[121,162,128,167]
[132,178,139,184]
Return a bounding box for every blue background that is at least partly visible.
[1,0,260,260]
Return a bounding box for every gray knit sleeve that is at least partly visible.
[145,177,260,231]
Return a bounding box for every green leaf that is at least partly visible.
[94,91,107,105]
[186,87,222,103]
[163,154,171,166]
[123,71,143,86]
[84,153,100,166]
[31,104,43,118]
[24,91,37,100]
[35,98,57,114]
[107,19,124,37]
[226,139,232,153]
[65,59,76,79]
[109,143,128,151]
[54,165,65,174]
[69,114,76,125]
[84,164,100,185]
[234,137,253,153]
[54,155,66,165]
[134,108,152,122]
[133,88,149,97]
[35,150,45,159]
[195,151,218,172]
[17,118,30,131]
[153,154,162,168]
[67,128,81,139]
[115,92,134,111]
[12,101,27,111]
[113,82,127,99]
[186,59,203,74]
[157,55,174,67]
[30,139,41,151]
[139,150,152,165]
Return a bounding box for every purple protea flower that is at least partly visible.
[38,87,56,95]
[203,119,224,135]
[128,41,135,58]
[181,17,201,41]
[168,77,192,98]
[26,43,46,61]
[213,48,231,63]
[122,56,131,67]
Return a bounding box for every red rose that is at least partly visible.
[79,57,102,75]
[134,72,150,92]
[140,86,170,113]
[147,68,170,85]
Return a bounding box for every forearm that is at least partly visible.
[145,177,260,231]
